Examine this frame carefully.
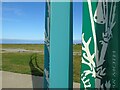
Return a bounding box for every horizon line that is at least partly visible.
[1,38,82,41]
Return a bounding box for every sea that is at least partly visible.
[0,39,81,44]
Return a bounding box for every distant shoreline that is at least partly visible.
[0,39,82,44]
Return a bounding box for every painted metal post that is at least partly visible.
[49,1,73,88]
[81,0,120,89]
[44,1,50,89]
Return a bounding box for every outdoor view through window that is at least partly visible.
[1,1,82,88]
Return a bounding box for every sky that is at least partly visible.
[2,2,82,41]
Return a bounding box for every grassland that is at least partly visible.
[0,44,2,70]
[2,44,44,51]
[2,44,81,83]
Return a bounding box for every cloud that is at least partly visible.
[2,0,45,2]
[14,9,23,16]
[2,4,24,22]
[3,7,15,11]
[2,6,24,16]
[2,17,21,22]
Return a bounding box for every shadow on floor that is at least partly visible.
[29,53,44,89]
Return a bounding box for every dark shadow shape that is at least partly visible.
[29,53,44,89]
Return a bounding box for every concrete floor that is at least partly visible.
[0,71,80,89]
